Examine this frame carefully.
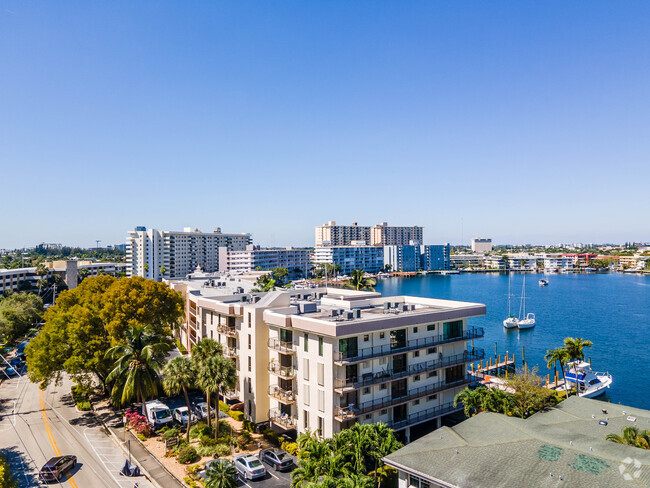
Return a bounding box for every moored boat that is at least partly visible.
[565,361,612,398]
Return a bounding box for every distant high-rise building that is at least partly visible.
[315,221,423,247]
[126,227,252,281]
[219,245,311,277]
[312,245,384,274]
[470,238,492,253]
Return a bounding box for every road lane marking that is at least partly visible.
[39,388,80,488]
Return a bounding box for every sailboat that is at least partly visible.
[503,273,518,328]
[517,274,536,329]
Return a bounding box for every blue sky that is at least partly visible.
[1,1,649,249]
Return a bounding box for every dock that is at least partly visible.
[469,352,517,379]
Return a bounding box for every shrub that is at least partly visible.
[175,339,188,355]
[230,402,244,412]
[228,410,244,421]
[183,476,200,488]
[0,453,17,488]
[236,430,252,449]
[137,433,146,441]
[196,445,219,458]
[215,443,231,457]
[281,441,298,456]
[163,427,180,440]
[242,419,256,433]
[190,422,214,439]
[218,401,230,413]
[76,401,92,411]
[125,409,152,437]
[200,435,219,447]
[178,446,199,464]
[187,464,203,476]
[263,429,282,446]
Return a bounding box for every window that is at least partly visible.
[414,399,420,405]
[248,400,252,415]
[413,327,418,333]
[304,410,309,429]
[363,387,370,395]
[338,337,357,359]
[318,390,325,412]
[303,385,310,405]
[248,379,251,393]
[443,320,463,340]
[303,359,310,380]
[409,475,429,488]
[248,334,251,349]
[427,324,435,332]
[380,409,387,415]
[248,312,252,327]
[248,357,251,372]
[363,334,369,342]
[428,371,438,378]
[414,350,420,358]
[414,375,420,381]
[380,332,385,339]
[380,383,387,390]
[317,416,324,435]
[319,337,324,356]
[428,347,437,355]
[304,333,309,352]
[428,394,437,401]
[317,363,324,386]
[362,360,370,369]
[365,414,372,420]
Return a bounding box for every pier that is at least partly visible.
[469,352,517,379]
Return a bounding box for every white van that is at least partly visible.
[145,400,173,430]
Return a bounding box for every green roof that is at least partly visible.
[384,396,650,487]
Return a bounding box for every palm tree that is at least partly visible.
[162,355,196,441]
[191,338,224,428]
[606,426,650,449]
[196,356,230,432]
[106,325,172,414]
[252,274,276,292]
[160,266,167,278]
[345,269,377,291]
[563,338,593,394]
[454,387,482,417]
[78,267,89,283]
[204,459,238,488]
[364,423,402,486]
[544,347,571,396]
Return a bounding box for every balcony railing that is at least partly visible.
[384,401,463,431]
[224,388,240,400]
[334,328,484,364]
[269,409,297,430]
[217,325,238,337]
[268,338,296,354]
[268,385,296,404]
[224,347,237,357]
[333,349,484,391]
[268,362,296,378]
[334,374,474,421]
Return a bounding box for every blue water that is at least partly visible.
[375,273,650,410]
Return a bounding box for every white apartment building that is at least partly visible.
[313,246,385,274]
[126,227,252,281]
[168,279,486,442]
[470,238,492,253]
[218,245,311,277]
[543,255,574,272]
[315,221,423,247]
[450,254,484,269]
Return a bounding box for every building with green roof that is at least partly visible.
[383,396,650,487]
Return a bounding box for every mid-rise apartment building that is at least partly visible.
[313,246,385,274]
[470,238,492,253]
[384,245,451,272]
[315,221,424,247]
[126,227,252,281]
[168,279,486,442]
[218,245,311,277]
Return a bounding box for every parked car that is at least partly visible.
[9,357,23,367]
[4,366,19,377]
[198,459,221,480]
[173,406,198,426]
[39,455,77,483]
[233,454,267,480]
[194,402,214,420]
[145,400,173,430]
[259,448,293,471]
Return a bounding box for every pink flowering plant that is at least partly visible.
[125,409,152,437]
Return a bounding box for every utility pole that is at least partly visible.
[52,283,56,306]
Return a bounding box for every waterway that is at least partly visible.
[375,272,650,410]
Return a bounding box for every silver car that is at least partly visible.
[233,454,267,480]
[172,406,198,426]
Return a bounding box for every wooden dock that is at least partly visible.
[469,352,517,379]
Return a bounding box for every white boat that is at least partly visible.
[516,274,535,329]
[538,279,549,286]
[564,361,612,398]
[503,272,518,328]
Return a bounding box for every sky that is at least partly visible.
[1,1,649,249]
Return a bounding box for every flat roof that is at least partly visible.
[384,396,650,488]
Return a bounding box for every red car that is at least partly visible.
[39,455,77,483]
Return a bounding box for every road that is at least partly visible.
[0,369,152,488]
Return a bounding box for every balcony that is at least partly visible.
[268,385,296,404]
[224,388,240,400]
[224,347,237,358]
[334,328,484,364]
[268,338,296,354]
[217,325,238,337]
[268,362,296,379]
[333,374,474,421]
[269,409,297,430]
[384,401,463,431]
[333,348,484,392]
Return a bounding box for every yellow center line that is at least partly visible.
[39,388,80,488]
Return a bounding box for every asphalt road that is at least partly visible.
[0,369,152,488]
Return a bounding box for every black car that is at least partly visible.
[259,448,293,471]
[39,455,77,483]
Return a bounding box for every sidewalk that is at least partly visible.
[93,402,185,488]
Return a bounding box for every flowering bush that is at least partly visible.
[125,409,152,437]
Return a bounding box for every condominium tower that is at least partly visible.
[126,227,252,281]
[168,278,485,442]
[315,221,423,247]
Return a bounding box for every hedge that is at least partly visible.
[228,410,244,421]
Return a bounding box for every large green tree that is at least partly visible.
[106,325,172,413]
[345,270,377,291]
[26,276,183,390]
[204,459,238,488]
[0,293,43,343]
[162,355,196,441]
